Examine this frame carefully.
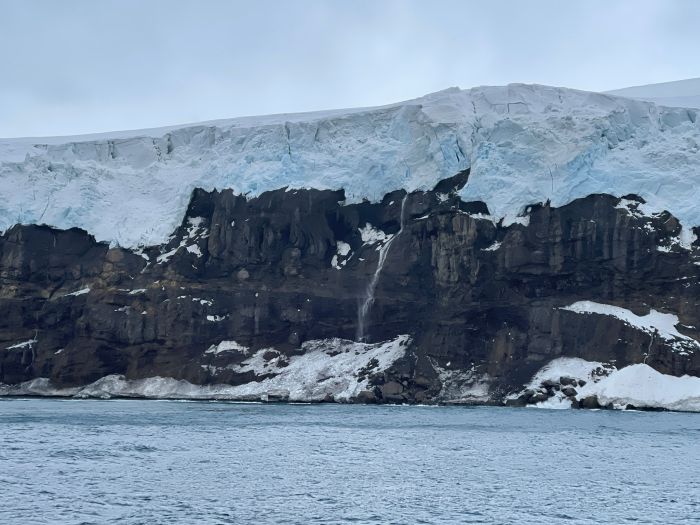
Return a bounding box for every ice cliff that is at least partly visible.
[1,83,699,248]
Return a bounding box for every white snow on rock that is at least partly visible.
[156,216,208,263]
[205,340,249,355]
[520,357,700,412]
[561,301,700,353]
[0,335,410,402]
[5,338,38,350]
[185,244,202,257]
[523,357,611,390]
[225,335,410,401]
[65,287,90,297]
[430,360,492,404]
[359,224,392,247]
[0,378,81,397]
[2,84,699,248]
[336,240,351,256]
[616,198,697,251]
[331,240,352,270]
[482,240,501,252]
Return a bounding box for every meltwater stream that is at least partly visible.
[1,400,698,525]
[356,194,408,342]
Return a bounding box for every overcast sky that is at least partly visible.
[1,0,698,137]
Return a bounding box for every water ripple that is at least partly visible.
[0,400,698,524]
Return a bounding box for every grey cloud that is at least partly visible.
[0,0,698,137]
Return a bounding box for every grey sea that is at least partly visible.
[0,400,698,524]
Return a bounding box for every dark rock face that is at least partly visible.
[0,169,698,403]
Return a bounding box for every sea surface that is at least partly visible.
[0,400,698,524]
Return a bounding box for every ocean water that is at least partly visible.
[0,400,698,524]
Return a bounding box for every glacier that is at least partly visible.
[606,77,700,109]
[1,83,699,248]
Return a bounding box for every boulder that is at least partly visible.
[531,392,549,403]
[381,381,404,397]
[561,386,578,398]
[355,390,377,403]
[579,396,601,409]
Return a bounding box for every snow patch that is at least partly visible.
[336,240,351,256]
[524,357,609,390]
[226,335,410,401]
[156,248,178,264]
[359,224,392,248]
[186,245,202,257]
[679,227,697,250]
[65,287,90,297]
[6,338,37,350]
[561,301,700,353]
[331,240,352,270]
[205,340,249,355]
[616,198,660,219]
[0,335,411,402]
[520,357,700,412]
[156,216,208,263]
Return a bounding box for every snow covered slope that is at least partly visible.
[606,78,700,109]
[1,83,699,247]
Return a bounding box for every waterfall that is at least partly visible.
[356,194,408,342]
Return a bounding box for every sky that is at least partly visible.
[1,0,699,137]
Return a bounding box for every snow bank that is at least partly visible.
[521,357,700,412]
[223,335,410,401]
[585,364,700,412]
[0,335,410,402]
[561,301,700,353]
[0,378,80,397]
[524,357,609,389]
[1,84,699,247]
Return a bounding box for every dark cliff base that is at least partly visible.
[1,169,698,405]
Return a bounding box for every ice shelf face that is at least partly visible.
[1,83,699,247]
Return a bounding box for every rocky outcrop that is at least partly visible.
[1,169,698,405]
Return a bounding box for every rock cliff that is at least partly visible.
[1,169,698,407]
